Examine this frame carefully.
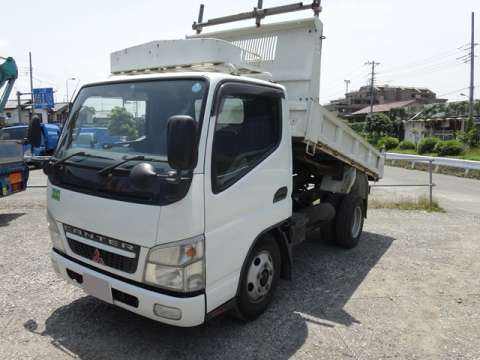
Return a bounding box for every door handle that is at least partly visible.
[273,186,288,203]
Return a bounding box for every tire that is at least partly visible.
[334,194,364,249]
[234,234,281,321]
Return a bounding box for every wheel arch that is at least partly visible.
[235,220,292,298]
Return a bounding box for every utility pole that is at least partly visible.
[29,52,33,114]
[365,60,380,114]
[468,12,475,128]
[344,79,350,95]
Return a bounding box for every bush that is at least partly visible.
[398,140,416,150]
[365,113,394,137]
[377,136,399,150]
[456,129,479,147]
[417,137,440,154]
[350,122,366,134]
[433,140,464,156]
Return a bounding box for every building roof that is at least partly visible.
[52,102,69,112]
[3,99,30,110]
[351,100,416,115]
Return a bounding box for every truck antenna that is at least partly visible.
[192,1,322,34]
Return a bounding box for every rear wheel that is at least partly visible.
[234,234,281,321]
[335,194,364,248]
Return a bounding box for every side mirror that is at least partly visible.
[167,115,198,171]
[129,162,157,190]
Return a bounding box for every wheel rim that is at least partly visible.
[351,205,363,238]
[246,250,274,303]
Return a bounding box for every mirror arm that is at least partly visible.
[155,170,191,184]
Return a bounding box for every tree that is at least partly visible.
[364,113,394,138]
[108,107,138,140]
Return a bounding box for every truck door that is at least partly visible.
[203,82,291,312]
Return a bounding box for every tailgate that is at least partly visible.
[0,140,24,165]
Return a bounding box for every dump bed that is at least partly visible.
[110,17,383,180]
[188,18,383,179]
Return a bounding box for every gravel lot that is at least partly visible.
[1,170,480,359]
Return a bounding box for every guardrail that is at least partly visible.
[386,152,480,173]
[372,154,436,209]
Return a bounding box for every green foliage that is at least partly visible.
[377,136,399,150]
[398,140,416,150]
[108,107,138,140]
[456,129,479,147]
[433,140,464,156]
[364,113,394,137]
[349,122,366,134]
[417,137,440,154]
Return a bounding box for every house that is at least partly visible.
[325,84,443,118]
[1,100,69,126]
[403,101,480,142]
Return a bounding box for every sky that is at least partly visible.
[2,0,479,105]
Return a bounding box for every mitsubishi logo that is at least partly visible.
[92,249,105,265]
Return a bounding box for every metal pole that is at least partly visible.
[196,4,205,34]
[29,52,34,120]
[365,61,379,114]
[66,79,69,103]
[344,79,350,95]
[468,12,475,128]
[428,159,433,210]
[16,91,21,123]
[29,52,33,103]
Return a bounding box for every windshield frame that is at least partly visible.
[56,76,210,166]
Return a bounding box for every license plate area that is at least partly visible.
[83,273,113,304]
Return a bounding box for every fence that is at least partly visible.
[371,154,437,209]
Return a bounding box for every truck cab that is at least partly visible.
[0,123,61,159]
[46,4,382,327]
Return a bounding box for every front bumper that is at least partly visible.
[51,250,205,327]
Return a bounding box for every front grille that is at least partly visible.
[67,237,139,273]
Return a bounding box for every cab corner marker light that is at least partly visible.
[153,304,182,320]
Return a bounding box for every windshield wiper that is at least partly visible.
[53,151,86,167]
[53,152,113,167]
[97,155,161,177]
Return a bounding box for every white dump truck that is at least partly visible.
[45,1,383,327]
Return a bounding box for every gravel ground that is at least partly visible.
[1,170,480,359]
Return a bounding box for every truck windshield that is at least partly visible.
[56,79,207,162]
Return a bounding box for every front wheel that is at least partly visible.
[234,234,281,321]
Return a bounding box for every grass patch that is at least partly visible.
[370,195,445,212]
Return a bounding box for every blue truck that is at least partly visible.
[0,123,61,156]
[0,123,61,168]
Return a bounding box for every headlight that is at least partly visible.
[47,210,65,252]
[144,235,205,292]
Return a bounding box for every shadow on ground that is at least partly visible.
[30,231,394,359]
[0,212,25,226]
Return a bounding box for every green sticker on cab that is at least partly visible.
[51,188,61,201]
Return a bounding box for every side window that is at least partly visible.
[212,89,281,193]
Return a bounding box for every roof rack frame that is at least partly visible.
[192,1,321,34]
